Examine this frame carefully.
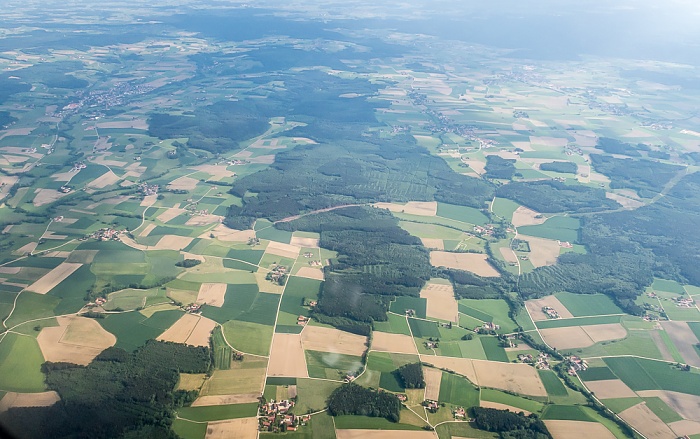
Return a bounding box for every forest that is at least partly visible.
[0,341,210,439]
[594,137,642,157]
[496,180,619,213]
[485,155,516,180]
[589,154,682,197]
[326,383,401,422]
[538,161,577,174]
[396,363,425,389]
[471,407,551,439]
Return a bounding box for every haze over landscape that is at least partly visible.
[0,1,700,438]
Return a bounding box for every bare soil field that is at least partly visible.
[194,164,236,180]
[192,393,259,406]
[638,390,700,422]
[423,366,442,401]
[301,326,368,356]
[154,235,194,251]
[650,330,676,362]
[33,188,69,206]
[205,418,258,439]
[156,207,185,223]
[511,207,547,227]
[544,420,615,439]
[530,136,568,147]
[13,242,37,255]
[517,235,560,268]
[201,361,267,396]
[472,359,547,397]
[177,373,207,391]
[296,267,324,280]
[619,403,676,439]
[140,194,158,207]
[268,333,309,377]
[38,316,116,365]
[421,238,444,250]
[158,314,216,347]
[660,321,700,368]
[0,391,60,413]
[404,201,438,216]
[336,430,437,439]
[290,236,319,247]
[464,160,486,175]
[606,192,645,209]
[96,119,149,130]
[540,326,594,349]
[429,251,500,277]
[499,247,518,264]
[167,176,199,191]
[585,379,637,399]
[203,224,256,242]
[524,296,574,321]
[139,223,157,237]
[197,283,227,307]
[582,323,627,344]
[265,241,301,259]
[420,283,458,322]
[372,332,418,355]
[27,262,82,295]
[481,401,531,415]
[253,272,284,295]
[186,317,217,347]
[249,155,275,164]
[669,420,700,437]
[88,170,120,189]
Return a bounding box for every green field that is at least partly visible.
[222,320,273,356]
[605,357,700,395]
[643,397,683,423]
[535,315,621,329]
[517,216,580,243]
[373,313,411,336]
[332,415,422,430]
[0,332,46,392]
[479,337,508,362]
[491,197,520,221]
[305,350,363,380]
[600,397,642,414]
[479,388,544,414]
[280,276,321,317]
[177,403,258,422]
[171,419,206,439]
[554,292,624,317]
[293,379,342,414]
[390,296,427,319]
[578,367,617,381]
[541,405,594,421]
[408,318,440,338]
[457,299,518,331]
[652,278,686,294]
[437,203,489,226]
[99,309,183,351]
[438,372,479,407]
[538,370,568,397]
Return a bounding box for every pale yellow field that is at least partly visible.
[586,379,637,399]
[290,236,319,247]
[203,224,256,242]
[511,206,546,227]
[524,296,574,321]
[421,238,444,250]
[421,356,547,397]
[423,366,442,401]
[0,391,60,413]
[499,247,518,264]
[177,373,207,391]
[201,363,267,396]
[37,316,116,365]
[530,136,568,147]
[168,176,199,190]
[372,332,418,355]
[154,235,193,250]
[205,418,258,439]
[420,282,458,322]
[156,207,185,223]
[481,401,531,415]
[301,326,368,356]
[268,333,308,377]
[582,323,627,344]
[517,235,560,268]
[13,241,36,256]
[296,266,324,280]
[197,283,227,307]
[540,326,594,349]
[544,420,615,439]
[619,403,676,439]
[429,251,500,277]
[87,170,120,188]
[336,430,437,439]
[96,119,149,130]
[157,314,216,347]
[637,390,700,422]
[185,214,222,226]
[254,272,285,294]
[194,164,236,180]
[464,160,486,175]
[669,420,700,437]
[27,262,82,295]
[606,192,645,209]
[139,223,157,237]
[141,194,157,206]
[375,201,437,216]
[265,241,301,259]
[33,188,69,206]
[192,393,259,406]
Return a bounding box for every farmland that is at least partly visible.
[0,1,700,438]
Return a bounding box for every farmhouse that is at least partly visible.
[542,306,560,319]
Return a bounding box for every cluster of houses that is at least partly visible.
[565,145,584,156]
[71,162,87,173]
[228,159,248,166]
[248,237,261,246]
[674,297,695,308]
[59,185,72,193]
[473,322,500,334]
[85,297,107,308]
[404,309,416,317]
[138,182,159,196]
[259,400,310,433]
[453,406,470,420]
[541,306,560,319]
[296,315,309,326]
[90,228,122,242]
[567,355,588,375]
[423,399,439,413]
[557,240,573,249]
[266,264,288,284]
[183,303,201,313]
[473,224,494,237]
[425,340,439,349]
[516,352,551,370]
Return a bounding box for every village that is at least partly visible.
[258,399,310,433]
